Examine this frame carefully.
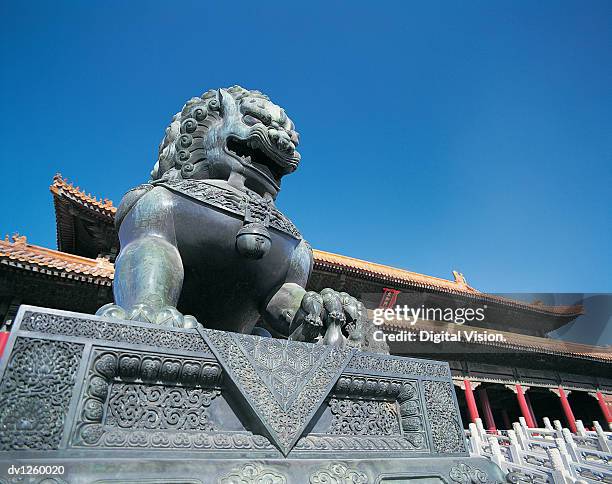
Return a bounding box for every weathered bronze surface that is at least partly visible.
[97,86,387,352]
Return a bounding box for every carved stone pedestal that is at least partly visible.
[0,306,503,483]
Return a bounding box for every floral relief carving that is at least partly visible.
[329,398,401,436]
[157,179,302,239]
[295,434,422,452]
[424,380,466,453]
[21,311,210,353]
[309,462,368,484]
[202,329,353,455]
[0,337,83,450]
[218,463,287,484]
[311,378,427,453]
[73,349,228,449]
[449,463,489,484]
[106,383,220,431]
[346,353,450,378]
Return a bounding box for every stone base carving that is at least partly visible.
[0,306,504,483]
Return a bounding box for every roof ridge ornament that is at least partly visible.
[95,255,113,270]
[453,270,468,287]
[11,233,27,246]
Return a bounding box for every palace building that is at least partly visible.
[1,174,610,433]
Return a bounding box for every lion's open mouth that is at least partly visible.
[226,136,286,182]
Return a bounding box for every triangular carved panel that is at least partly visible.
[200,329,353,455]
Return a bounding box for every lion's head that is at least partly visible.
[151,86,300,199]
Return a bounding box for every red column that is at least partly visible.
[501,409,512,430]
[525,392,538,427]
[463,380,480,423]
[478,387,497,431]
[515,384,536,428]
[0,332,8,358]
[595,391,612,425]
[558,387,577,433]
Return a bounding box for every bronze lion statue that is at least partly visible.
[98,86,387,353]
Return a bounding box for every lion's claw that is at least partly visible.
[289,288,367,349]
[95,303,127,320]
[96,303,201,329]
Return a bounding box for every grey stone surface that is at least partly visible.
[0,306,503,483]
[0,458,505,484]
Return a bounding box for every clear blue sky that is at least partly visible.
[1,0,610,293]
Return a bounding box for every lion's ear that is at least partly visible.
[218,88,237,118]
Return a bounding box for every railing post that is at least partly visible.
[542,416,553,430]
[507,430,522,464]
[468,422,482,456]
[547,447,573,483]
[561,428,579,462]
[475,417,486,438]
[487,435,504,467]
[593,421,610,452]
[554,437,573,470]
[512,422,527,455]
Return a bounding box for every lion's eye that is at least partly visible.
[242,109,271,126]
[242,114,261,126]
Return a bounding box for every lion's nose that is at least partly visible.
[278,137,291,152]
[270,129,295,154]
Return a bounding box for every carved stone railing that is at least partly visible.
[467,417,612,484]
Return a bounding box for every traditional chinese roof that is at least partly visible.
[0,234,114,285]
[313,249,582,318]
[313,249,479,294]
[51,173,116,219]
[51,174,118,258]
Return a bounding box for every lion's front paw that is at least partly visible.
[95,303,127,320]
[95,303,201,329]
[154,306,201,329]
